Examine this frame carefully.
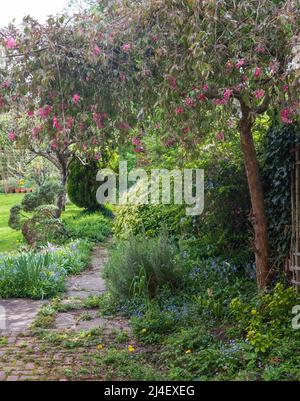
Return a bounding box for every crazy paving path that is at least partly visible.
[0,243,132,381]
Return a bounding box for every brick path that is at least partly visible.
[0,243,130,381]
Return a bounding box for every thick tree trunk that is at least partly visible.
[239,106,270,289]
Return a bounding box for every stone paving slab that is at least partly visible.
[0,299,46,333]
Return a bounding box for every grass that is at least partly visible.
[0,194,24,253]
[0,194,84,253]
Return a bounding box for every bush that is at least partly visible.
[104,232,182,300]
[0,240,92,299]
[22,205,67,246]
[8,205,22,230]
[64,212,112,242]
[21,182,64,212]
[67,158,102,210]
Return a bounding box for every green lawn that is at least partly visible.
[0,194,24,253]
[0,193,84,253]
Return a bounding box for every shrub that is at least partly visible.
[21,182,64,212]
[64,212,112,242]
[67,158,102,210]
[0,240,92,299]
[8,205,22,230]
[22,205,67,246]
[104,232,182,300]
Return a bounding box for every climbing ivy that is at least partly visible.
[262,124,300,270]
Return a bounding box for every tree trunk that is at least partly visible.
[56,167,68,218]
[239,106,270,289]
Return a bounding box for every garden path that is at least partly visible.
[0,243,132,381]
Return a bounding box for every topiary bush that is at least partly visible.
[21,205,67,246]
[104,232,183,300]
[67,158,102,210]
[21,182,64,212]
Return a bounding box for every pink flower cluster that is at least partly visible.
[38,105,52,119]
[8,131,16,141]
[132,137,141,146]
[73,94,80,104]
[5,37,17,49]
[280,108,293,125]
[121,43,131,53]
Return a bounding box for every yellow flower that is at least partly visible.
[97,344,104,350]
[128,345,135,352]
[251,309,257,315]
[141,328,147,333]
[185,349,192,354]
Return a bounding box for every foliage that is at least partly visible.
[262,124,299,269]
[21,182,64,212]
[8,204,22,230]
[104,232,183,300]
[0,240,92,299]
[230,283,298,353]
[67,158,101,210]
[21,205,67,246]
[64,211,112,242]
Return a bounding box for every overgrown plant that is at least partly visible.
[104,232,182,300]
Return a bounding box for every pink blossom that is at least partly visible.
[182,127,190,135]
[53,116,61,130]
[223,89,233,101]
[203,84,209,92]
[27,110,34,117]
[236,59,245,69]
[175,106,184,115]
[73,94,80,104]
[213,98,226,106]
[283,85,289,92]
[254,89,265,99]
[92,137,98,145]
[254,67,262,78]
[132,137,141,146]
[197,93,206,102]
[280,108,293,125]
[5,37,17,49]
[66,117,74,129]
[93,113,104,129]
[120,73,126,82]
[185,96,195,108]
[93,46,100,56]
[50,139,58,150]
[94,153,101,161]
[39,105,52,119]
[167,76,177,90]
[121,43,131,53]
[134,146,144,153]
[8,131,16,141]
[255,45,265,54]
[216,131,225,141]
[1,80,10,89]
[82,143,87,151]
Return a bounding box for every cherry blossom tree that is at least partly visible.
[100,0,300,288]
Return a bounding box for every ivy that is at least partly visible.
[262,124,300,270]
